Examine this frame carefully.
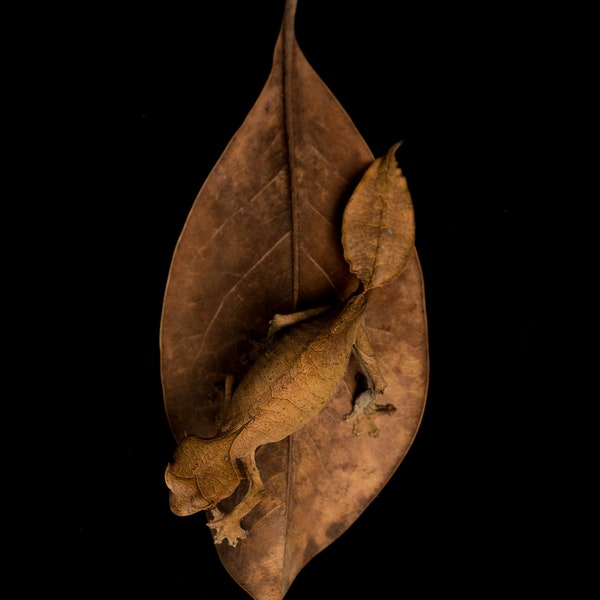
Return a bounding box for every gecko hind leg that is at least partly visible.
[344,318,396,437]
[267,305,333,338]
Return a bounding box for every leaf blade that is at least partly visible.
[160,3,428,599]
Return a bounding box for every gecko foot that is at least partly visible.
[207,508,248,547]
[344,390,396,437]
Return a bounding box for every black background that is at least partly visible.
[18,0,577,597]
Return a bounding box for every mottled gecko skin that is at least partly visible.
[165,289,395,546]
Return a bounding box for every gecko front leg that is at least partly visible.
[207,448,265,546]
[344,318,396,437]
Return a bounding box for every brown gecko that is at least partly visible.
[164,288,395,546]
[165,143,413,546]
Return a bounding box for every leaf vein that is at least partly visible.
[308,141,353,185]
[302,250,341,297]
[194,232,292,359]
[193,167,288,256]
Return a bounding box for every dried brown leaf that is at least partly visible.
[160,1,428,598]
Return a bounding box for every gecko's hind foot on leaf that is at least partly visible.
[344,390,396,437]
[207,508,247,547]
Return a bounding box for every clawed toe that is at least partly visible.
[344,391,396,437]
[207,511,248,547]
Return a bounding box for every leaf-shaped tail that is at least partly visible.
[341,143,415,291]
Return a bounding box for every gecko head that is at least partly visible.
[165,434,241,516]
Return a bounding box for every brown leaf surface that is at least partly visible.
[160,1,428,598]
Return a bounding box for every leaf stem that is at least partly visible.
[282,0,300,310]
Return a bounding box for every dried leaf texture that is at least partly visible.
[160,1,428,599]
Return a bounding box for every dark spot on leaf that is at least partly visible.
[302,537,319,564]
[326,521,346,541]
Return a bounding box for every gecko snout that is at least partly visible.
[165,462,213,515]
